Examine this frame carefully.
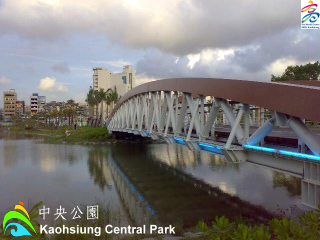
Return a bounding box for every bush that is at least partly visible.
[197,205,320,240]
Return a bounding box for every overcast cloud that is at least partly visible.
[0,0,298,55]
[0,0,318,106]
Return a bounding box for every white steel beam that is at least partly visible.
[165,92,176,133]
[247,117,276,146]
[185,94,200,135]
[176,94,187,135]
[225,107,244,149]
[220,99,245,143]
[187,98,200,141]
[288,117,320,156]
[201,98,220,139]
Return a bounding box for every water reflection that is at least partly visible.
[87,147,113,191]
[0,135,303,227]
[272,172,301,197]
[0,139,123,223]
[149,144,241,173]
[109,157,158,227]
[109,144,274,227]
[145,144,301,212]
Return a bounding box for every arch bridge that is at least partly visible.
[108,78,320,209]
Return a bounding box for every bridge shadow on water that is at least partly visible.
[101,144,277,228]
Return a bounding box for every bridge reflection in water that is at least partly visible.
[106,144,275,227]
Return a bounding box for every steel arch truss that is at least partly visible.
[109,89,320,208]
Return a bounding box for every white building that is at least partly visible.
[93,65,135,95]
[92,65,136,118]
[30,93,46,115]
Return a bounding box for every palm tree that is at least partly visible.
[86,87,96,127]
[64,108,75,126]
[95,88,106,127]
[93,88,112,127]
[100,88,112,127]
[52,109,59,126]
[93,90,103,127]
[62,108,68,126]
[106,94,112,119]
[56,110,62,127]
[45,113,50,126]
[109,86,121,113]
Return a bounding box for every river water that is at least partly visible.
[0,133,302,228]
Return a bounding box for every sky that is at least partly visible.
[0,0,319,107]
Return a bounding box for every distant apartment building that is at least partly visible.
[16,100,25,117]
[92,65,136,117]
[3,89,17,121]
[38,96,46,112]
[30,93,46,115]
[30,93,38,115]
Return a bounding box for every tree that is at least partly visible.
[85,87,96,127]
[94,90,104,127]
[62,109,68,126]
[109,86,121,112]
[106,94,112,119]
[99,88,112,127]
[51,109,59,126]
[271,61,320,82]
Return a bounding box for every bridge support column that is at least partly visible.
[288,117,320,156]
[299,138,306,153]
[302,161,320,208]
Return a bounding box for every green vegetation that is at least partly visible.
[86,86,121,127]
[9,120,111,143]
[196,206,320,240]
[46,126,111,143]
[271,61,320,81]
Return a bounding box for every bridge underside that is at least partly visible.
[108,78,320,209]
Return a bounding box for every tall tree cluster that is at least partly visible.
[85,86,121,127]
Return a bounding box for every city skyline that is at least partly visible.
[0,0,319,108]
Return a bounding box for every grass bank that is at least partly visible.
[8,120,111,144]
[45,127,111,144]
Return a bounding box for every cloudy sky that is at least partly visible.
[0,0,319,107]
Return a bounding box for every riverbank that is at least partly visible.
[5,120,148,144]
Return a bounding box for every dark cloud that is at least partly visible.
[136,49,247,80]
[232,30,320,72]
[136,28,320,82]
[51,62,70,74]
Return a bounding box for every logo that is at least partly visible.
[301,0,320,29]
[2,201,37,237]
